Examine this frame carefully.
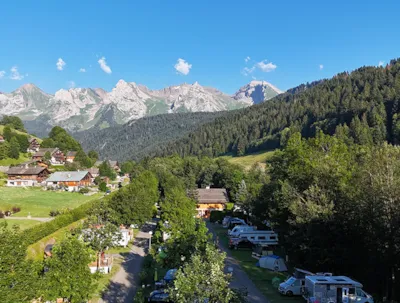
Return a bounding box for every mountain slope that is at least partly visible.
[142,59,400,159]
[76,111,226,161]
[1,80,282,135]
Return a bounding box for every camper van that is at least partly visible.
[228,225,256,237]
[231,230,279,245]
[302,275,373,303]
[279,268,315,296]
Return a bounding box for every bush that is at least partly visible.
[99,182,107,192]
[79,187,90,194]
[0,211,4,218]
[12,206,21,213]
[226,203,234,211]
[49,210,61,217]
[210,210,225,223]
[133,288,145,303]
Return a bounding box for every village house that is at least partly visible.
[95,160,120,172]
[0,135,5,143]
[65,151,77,163]
[46,171,92,191]
[88,252,113,274]
[6,165,50,187]
[32,148,65,165]
[195,187,229,218]
[27,138,40,153]
[87,167,100,182]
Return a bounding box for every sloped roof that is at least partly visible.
[196,188,229,204]
[33,148,58,157]
[46,171,90,182]
[7,166,47,175]
[66,151,77,157]
[88,168,99,175]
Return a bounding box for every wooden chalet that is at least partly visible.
[27,138,40,153]
[65,151,77,163]
[195,187,229,218]
[46,171,92,191]
[6,165,50,187]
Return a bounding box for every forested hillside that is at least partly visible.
[77,111,225,161]
[150,58,400,158]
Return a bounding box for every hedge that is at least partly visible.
[23,199,99,245]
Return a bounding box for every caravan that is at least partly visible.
[228,225,256,237]
[302,275,373,303]
[230,230,279,246]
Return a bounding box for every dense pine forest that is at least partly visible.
[77,112,225,161]
[147,59,400,158]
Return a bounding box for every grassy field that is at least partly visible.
[0,187,100,217]
[0,153,30,166]
[211,224,301,303]
[26,220,84,260]
[221,150,275,170]
[2,218,42,230]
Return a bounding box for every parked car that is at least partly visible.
[229,237,254,250]
[148,290,172,302]
[228,225,255,237]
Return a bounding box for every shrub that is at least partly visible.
[4,211,11,217]
[0,211,4,218]
[12,206,21,213]
[99,182,107,192]
[133,288,145,303]
[226,203,234,211]
[79,187,90,194]
[49,209,61,217]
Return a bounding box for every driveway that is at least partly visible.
[100,222,156,303]
[207,222,269,303]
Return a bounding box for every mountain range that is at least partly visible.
[0,80,283,137]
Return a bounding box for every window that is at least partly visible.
[251,237,255,239]
[270,236,276,240]
[356,289,366,297]
[349,288,356,295]
[259,236,266,240]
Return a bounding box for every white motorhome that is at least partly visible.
[279,268,316,296]
[223,217,246,228]
[228,225,256,237]
[233,230,279,245]
[302,275,374,303]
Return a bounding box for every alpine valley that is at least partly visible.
[0,80,283,137]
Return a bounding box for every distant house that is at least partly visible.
[88,252,113,274]
[118,225,134,247]
[6,165,50,187]
[0,135,5,143]
[32,148,65,165]
[27,138,40,153]
[195,187,229,218]
[95,160,120,172]
[46,171,92,191]
[87,167,100,179]
[65,151,77,163]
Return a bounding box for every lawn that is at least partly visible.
[221,150,275,170]
[0,187,100,217]
[0,153,30,166]
[26,219,84,260]
[211,224,302,303]
[1,218,42,230]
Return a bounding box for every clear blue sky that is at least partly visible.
[0,0,399,94]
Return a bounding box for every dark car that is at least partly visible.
[228,237,254,250]
[148,290,172,302]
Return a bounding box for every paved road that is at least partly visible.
[207,222,269,303]
[4,216,54,222]
[100,222,156,303]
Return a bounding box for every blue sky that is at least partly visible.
[0,0,399,94]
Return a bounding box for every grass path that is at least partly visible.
[221,150,275,170]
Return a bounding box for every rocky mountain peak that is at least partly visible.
[233,80,283,104]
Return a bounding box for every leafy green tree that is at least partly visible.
[3,125,12,141]
[168,244,233,303]
[99,161,117,180]
[88,150,99,161]
[8,137,20,159]
[99,182,107,192]
[16,134,29,153]
[0,141,10,160]
[74,150,92,168]
[120,161,135,175]
[0,223,40,303]
[110,170,159,226]
[0,116,26,132]
[42,126,82,153]
[43,235,96,303]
